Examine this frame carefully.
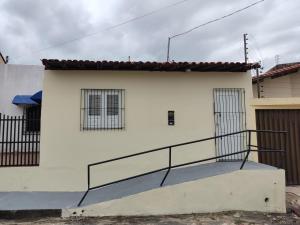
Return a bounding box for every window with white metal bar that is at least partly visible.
[81,89,125,130]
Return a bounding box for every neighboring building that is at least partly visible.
[0,64,43,167]
[0,63,44,115]
[253,62,300,98]
[0,52,6,64]
[0,59,285,216]
[252,62,300,185]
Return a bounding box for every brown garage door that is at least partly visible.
[256,109,300,185]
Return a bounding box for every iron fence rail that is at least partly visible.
[0,113,40,167]
[78,129,287,207]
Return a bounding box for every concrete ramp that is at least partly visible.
[0,162,282,212]
[80,161,275,207]
[65,165,285,217]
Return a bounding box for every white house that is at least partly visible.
[0,59,286,217]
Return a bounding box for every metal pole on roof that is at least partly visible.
[243,33,249,64]
[167,37,171,62]
[256,67,261,98]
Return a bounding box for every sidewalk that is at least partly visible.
[287,186,300,216]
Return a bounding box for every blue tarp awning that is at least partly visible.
[31,91,42,103]
[12,95,39,105]
[12,90,43,105]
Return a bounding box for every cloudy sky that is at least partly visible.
[0,0,299,71]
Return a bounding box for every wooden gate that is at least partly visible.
[256,109,300,185]
[0,113,40,167]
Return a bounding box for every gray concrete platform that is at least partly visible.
[0,161,276,210]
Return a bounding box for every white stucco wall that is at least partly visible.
[0,64,44,115]
[0,70,256,192]
[42,70,258,191]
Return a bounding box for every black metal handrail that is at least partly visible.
[77,129,287,207]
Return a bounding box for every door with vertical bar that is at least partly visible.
[214,88,246,161]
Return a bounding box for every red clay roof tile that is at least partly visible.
[42,59,259,72]
[253,63,300,83]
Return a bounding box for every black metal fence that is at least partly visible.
[0,113,40,167]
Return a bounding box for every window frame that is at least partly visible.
[88,94,102,116]
[80,89,125,131]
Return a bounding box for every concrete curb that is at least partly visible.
[0,209,61,219]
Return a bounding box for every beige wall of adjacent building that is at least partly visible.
[0,70,256,192]
[251,97,300,110]
[253,71,300,98]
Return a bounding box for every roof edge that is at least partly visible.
[42,59,260,72]
[252,63,300,83]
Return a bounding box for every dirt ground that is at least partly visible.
[0,211,299,225]
[0,193,300,225]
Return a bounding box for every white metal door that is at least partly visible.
[214,88,246,161]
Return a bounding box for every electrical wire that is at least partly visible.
[170,0,265,39]
[248,33,264,70]
[15,0,193,60]
[249,34,264,60]
[166,0,266,61]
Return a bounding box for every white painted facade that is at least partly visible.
[0,67,286,214]
[0,64,44,115]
